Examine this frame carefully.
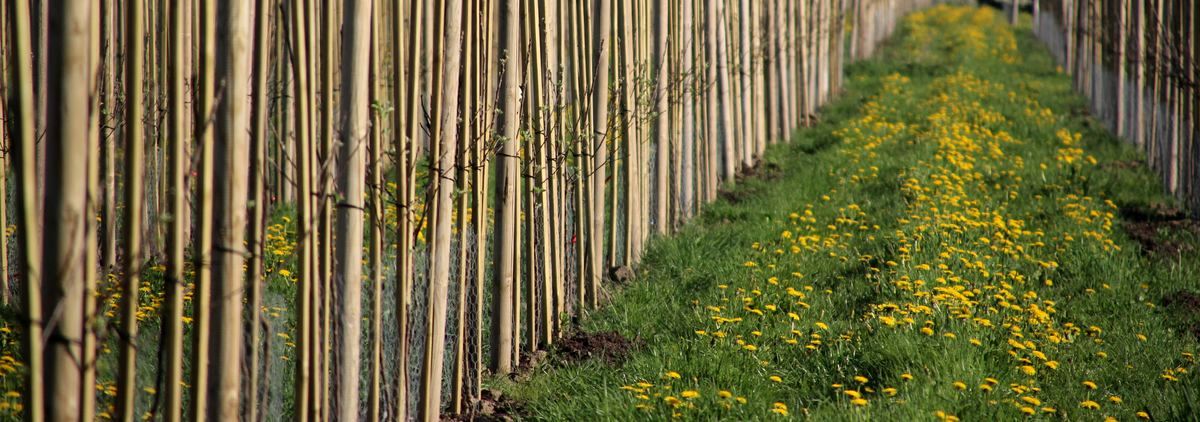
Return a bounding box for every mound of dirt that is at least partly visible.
[444,389,525,422]
[1120,205,1200,257]
[1161,290,1200,341]
[554,331,637,366]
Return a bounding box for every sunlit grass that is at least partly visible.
[494,6,1200,421]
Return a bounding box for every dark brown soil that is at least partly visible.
[1120,205,1200,257]
[553,330,638,366]
[1161,290,1200,341]
[609,265,635,285]
[718,185,760,204]
[740,161,783,182]
[443,389,525,422]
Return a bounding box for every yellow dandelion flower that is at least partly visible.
[1079,400,1100,410]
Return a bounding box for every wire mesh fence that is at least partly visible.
[1033,0,1198,212]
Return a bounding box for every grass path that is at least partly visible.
[494,6,1200,421]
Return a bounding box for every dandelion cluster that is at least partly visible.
[609,6,1197,420]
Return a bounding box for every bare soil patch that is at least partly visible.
[445,389,525,422]
[554,330,638,366]
[1120,205,1200,257]
[1161,290,1200,341]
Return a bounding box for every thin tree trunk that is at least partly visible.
[680,0,694,220]
[702,0,717,202]
[715,0,735,182]
[208,0,252,419]
[317,2,336,415]
[752,0,766,158]
[81,3,101,418]
[618,0,639,267]
[101,0,117,278]
[764,0,779,144]
[34,0,46,226]
[42,0,90,419]
[547,0,566,332]
[490,0,521,375]
[162,0,188,418]
[0,0,12,301]
[246,0,274,420]
[0,90,7,305]
[738,0,753,168]
[1116,1,1126,138]
[1135,0,1145,149]
[590,0,612,306]
[652,0,669,234]
[333,0,372,417]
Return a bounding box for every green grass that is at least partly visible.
[492,6,1200,421]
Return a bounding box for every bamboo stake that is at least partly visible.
[81,1,100,419]
[117,0,145,416]
[162,0,188,418]
[247,1,274,420]
[475,0,498,397]
[450,0,475,412]
[420,0,464,417]
[391,0,421,415]
[9,0,43,416]
[189,0,217,416]
[367,2,384,419]
[289,0,316,419]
